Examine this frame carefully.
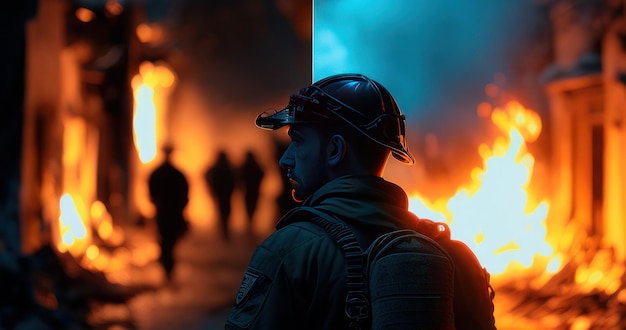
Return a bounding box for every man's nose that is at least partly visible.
[278,146,294,169]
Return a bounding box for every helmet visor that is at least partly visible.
[255,91,338,130]
[255,78,415,165]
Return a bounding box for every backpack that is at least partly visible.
[295,207,496,330]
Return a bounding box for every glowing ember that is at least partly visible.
[75,7,95,23]
[136,23,165,44]
[409,101,557,276]
[91,200,114,241]
[86,244,99,261]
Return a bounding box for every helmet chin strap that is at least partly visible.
[361,113,405,130]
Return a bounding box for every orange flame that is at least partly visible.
[57,193,90,255]
[55,114,132,273]
[55,115,99,257]
[131,61,175,164]
[131,61,177,219]
[409,101,559,276]
[48,59,176,283]
[133,84,158,163]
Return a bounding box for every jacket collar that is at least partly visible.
[278,175,418,229]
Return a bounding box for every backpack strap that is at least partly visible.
[289,207,370,330]
[365,229,452,270]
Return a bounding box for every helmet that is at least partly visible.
[256,73,414,164]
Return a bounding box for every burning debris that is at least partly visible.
[0,243,141,329]
[406,95,626,329]
[495,241,626,330]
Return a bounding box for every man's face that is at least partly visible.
[279,125,329,202]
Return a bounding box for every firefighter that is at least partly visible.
[225,74,455,329]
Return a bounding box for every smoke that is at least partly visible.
[161,0,312,109]
[313,0,550,195]
[314,0,544,131]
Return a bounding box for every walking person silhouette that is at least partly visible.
[205,150,236,240]
[239,150,264,231]
[148,145,189,281]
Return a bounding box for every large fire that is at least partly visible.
[408,100,558,277]
[52,61,173,282]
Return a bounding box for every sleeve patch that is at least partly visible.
[227,267,273,328]
[236,271,259,305]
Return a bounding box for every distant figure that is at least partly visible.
[205,150,236,239]
[240,150,265,228]
[148,146,189,281]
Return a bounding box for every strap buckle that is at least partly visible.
[345,292,370,320]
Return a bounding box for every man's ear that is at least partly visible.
[327,134,346,167]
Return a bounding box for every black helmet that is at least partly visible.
[256,73,414,164]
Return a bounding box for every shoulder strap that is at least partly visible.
[289,207,370,330]
[365,229,452,271]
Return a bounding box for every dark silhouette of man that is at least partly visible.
[226,74,457,329]
[205,150,236,239]
[148,145,189,281]
[239,150,264,229]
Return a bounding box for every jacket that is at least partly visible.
[225,175,425,329]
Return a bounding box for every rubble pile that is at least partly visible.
[0,245,140,329]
